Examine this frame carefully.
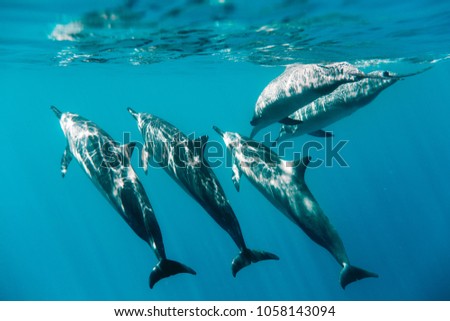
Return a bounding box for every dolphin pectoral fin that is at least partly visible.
[149,259,196,289]
[232,175,240,192]
[61,145,73,178]
[231,248,279,277]
[339,263,378,289]
[308,130,334,138]
[232,163,241,192]
[279,117,302,126]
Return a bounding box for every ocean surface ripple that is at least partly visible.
[2,0,449,67]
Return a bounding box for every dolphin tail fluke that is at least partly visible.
[149,259,196,289]
[339,263,378,289]
[231,248,279,277]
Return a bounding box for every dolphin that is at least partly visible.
[128,108,279,276]
[277,70,398,141]
[250,62,394,138]
[51,106,195,289]
[213,126,378,288]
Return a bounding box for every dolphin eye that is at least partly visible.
[383,71,390,77]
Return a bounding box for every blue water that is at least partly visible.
[1,0,450,301]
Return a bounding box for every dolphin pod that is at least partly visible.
[50,61,428,289]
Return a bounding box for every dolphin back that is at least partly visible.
[231,248,279,277]
[150,259,196,289]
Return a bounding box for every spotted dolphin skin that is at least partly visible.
[51,106,196,289]
[128,108,279,276]
[277,70,398,141]
[213,126,378,288]
[250,62,397,138]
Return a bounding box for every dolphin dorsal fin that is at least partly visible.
[285,156,311,180]
[124,142,137,159]
[197,135,209,146]
[188,135,209,158]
